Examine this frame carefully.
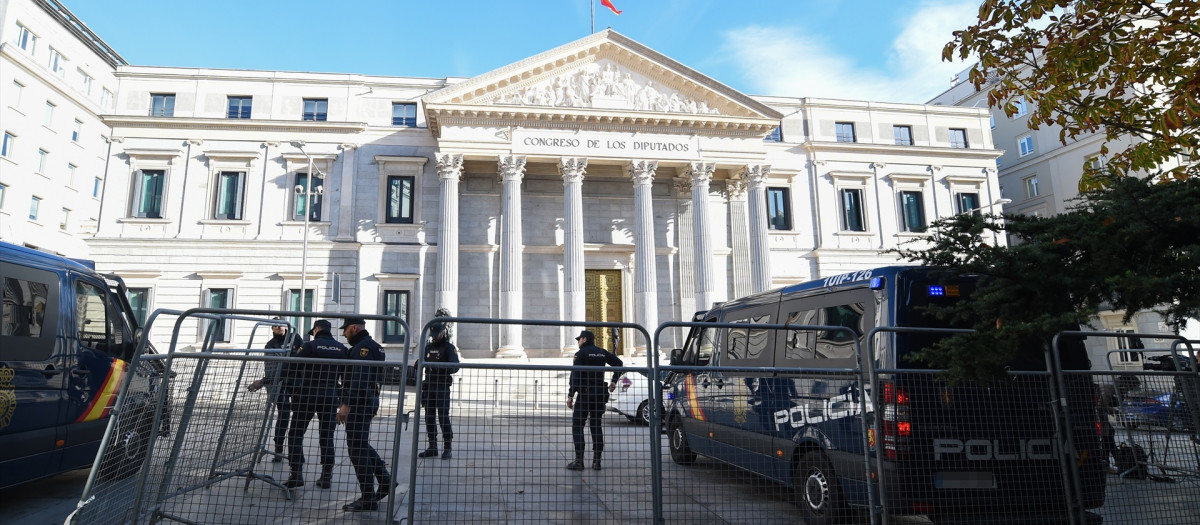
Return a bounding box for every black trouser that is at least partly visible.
[345,403,386,498]
[288,396,337,474]
[271,390,291,451]
[421,384,452,446]
[572,388,606,456]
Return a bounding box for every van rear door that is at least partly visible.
[0,262,66,488]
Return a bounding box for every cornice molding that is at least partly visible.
[101,115,368,134]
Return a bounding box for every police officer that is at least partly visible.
[566,330,622,471]
[283,319,347,489]
[335,318,391,512]
[417,322,459,459]
[247,318,301,463]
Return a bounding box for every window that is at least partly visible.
[383,290,409,343]
[71,119,82,142]
[1013,97,1028,117]
[0,183,6,208]
[44,101,56,127]
[132,169,166,218]
[76,280,128,356]
[286,289,315,336]
[150,94,175,117]
[955,192,981,216]
[835,122,856,143]
[766,187,792,230]
[765,126,782,142]
[385,176,414,223]
[839,188,866,232]
[1023,175,1040,198]
[93,177,103,198]
[227,96,252,119]
[11,80,25,108]
[3,273,52,338]
[293,172,323,221]
[893,125,913,146]
[14,23,38,54]
[48,48,66,77]
[302,98,328,121]
[203,289,232,343]
[392,102,417,127]
[213,171,246,220]
[990,114,996,129]
[784,301,868,361]
[59,207,70,231]
[29,196,41,220]
[1115,329,1144,363]
[899,191,926,232]
[2,132,14,157]
[127,288,151,326]
[949,128,968,148]
[101,88,113,110]
[727,313,771,362]
[1018,134,1035,157]
[37,149,48,173]
[77,69,93,96]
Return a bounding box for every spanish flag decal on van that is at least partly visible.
[685,375,705,421]
[75,359,127,423]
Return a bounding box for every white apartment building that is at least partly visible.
[1,0,122,255]
[7,0,1003,358]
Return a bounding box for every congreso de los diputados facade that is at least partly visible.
[2,1,1002,357]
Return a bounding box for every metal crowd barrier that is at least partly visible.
[67,314,1200,524]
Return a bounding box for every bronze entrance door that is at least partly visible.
[584,269,623,353]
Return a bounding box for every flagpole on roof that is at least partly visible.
[590,0,595,34]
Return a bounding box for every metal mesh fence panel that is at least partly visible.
[1090,368,1200,525]
[405,363,658,523]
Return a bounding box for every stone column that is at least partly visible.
[673,178,697,320]
[629,160,659,350]
[497,155,527,357]
[335,143,358,241]
[560,157,587,354]
[686,162,717,311]
[726,179,751,299]
[435,153,463,316]
[742,164,772,293]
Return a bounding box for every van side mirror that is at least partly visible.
[670,348,685,366]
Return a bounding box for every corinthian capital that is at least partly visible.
[725,179,747,198]
[739,164,771,186]
[628,160,658,186]
[435,153,464,181]
[559,157,588,184]
[498,155,527,182]
[685,162,715,187]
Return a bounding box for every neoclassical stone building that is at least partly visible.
[80,29,1001,358]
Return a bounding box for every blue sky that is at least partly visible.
[66,0,982,104]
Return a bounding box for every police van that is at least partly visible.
[0,241,162,489]
[664,266,1106,524]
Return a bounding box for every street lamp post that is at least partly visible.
[290,140,323,330]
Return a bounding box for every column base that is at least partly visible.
[494,345,527,358]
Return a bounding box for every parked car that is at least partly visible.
[1119,392,1195,431]
[607,370,666,425]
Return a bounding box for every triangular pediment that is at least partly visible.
[423,30,782,137]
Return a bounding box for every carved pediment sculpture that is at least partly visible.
[493,61,720,115]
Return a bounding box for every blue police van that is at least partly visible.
[0,241,162,489]
[665,266,1107,524]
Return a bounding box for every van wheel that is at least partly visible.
[796,451,847,525]
[635,401,651,425]
[97,412,152,482]
[668,416,696,465]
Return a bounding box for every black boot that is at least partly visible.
[418,446,439,458]
[592,451,602,471]
[316,467,333,489]
[284,469,304,488]
[375,472,394,502]
[566,452,585,471]
[272,443,284,463]
[441,440,452,460]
